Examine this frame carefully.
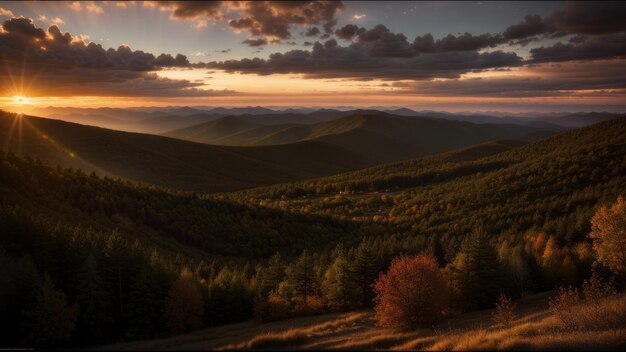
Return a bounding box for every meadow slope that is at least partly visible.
[96,292,626,350]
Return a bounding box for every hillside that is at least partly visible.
[167,112,554,163]
[0,151,365,259]
[227,118,626,247]
[0,111,373,192]
[2,117,625,349]
[94,292,626,350]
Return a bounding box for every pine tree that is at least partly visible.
[23,274,79,347]
[102,230,133,339]
[126,263,172,339]
[205,266,254,326]
[74,254,112,344]
[287,249,317,305]
[0,249,40,345]
[448,227,503,310]
[349,242,379,308]
[257,252,285,297]
[322,254,354,311]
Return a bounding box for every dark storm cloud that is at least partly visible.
[200,39,522,81]
[530,32,626,63]
[0,17,231,97]
[154,1,344,40]
[242,38,268,47]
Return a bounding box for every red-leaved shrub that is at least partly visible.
[374,254,450,329]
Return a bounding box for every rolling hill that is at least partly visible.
[0,111,373,192]
[166,112,555,163]
[227,117,626,245]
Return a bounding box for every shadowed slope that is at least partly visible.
[0,112,372,192]
[167,112,554,163]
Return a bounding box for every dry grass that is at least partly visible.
[244,330,310,350]
[97,292,626,350]
[404,294,626,351]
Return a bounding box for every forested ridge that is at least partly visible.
[227,118,626,251]
[0,118,624,348]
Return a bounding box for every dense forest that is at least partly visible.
[0,118,624,347]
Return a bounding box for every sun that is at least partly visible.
[12,95,32,105]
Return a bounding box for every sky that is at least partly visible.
[0,1,625,112]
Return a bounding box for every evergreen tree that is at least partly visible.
[257,252,285,297]
[126,263,172,339]
[322,254,355,311]
[23,274,79,347]
[448,227,503,310]
[205,266,254,326]
[74,254,112,344]
[349,242,379,308]
[102,230,133,339]
[287,249,317,305]
[0,249,40,345]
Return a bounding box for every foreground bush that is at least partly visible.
[374,254,450,329]
[492,293,517,328]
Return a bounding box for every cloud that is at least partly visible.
[551,1,626,35]
[390,60,626,98]
[0,7,13,17]
[352,14,366,20]
[152,1,344,40]
[68,1,103,14]
[0,18,190,71]
[68,2,82,12]
[0,66,233,97]
[529,32,626,63]
[335,24,365,40]
[499,2,626,46]
[305,26,320,37]
[413,32,503,53]
[51,17,64,25]
[200,38,522,81]
[195,19,208,28]
[86,1,104,14]
[242,38,268,47]
[152,1,223,19]
[502,14,557,40]
[0,17,226,97]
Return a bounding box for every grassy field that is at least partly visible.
[96,291,626,350]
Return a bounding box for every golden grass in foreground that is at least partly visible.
[230,293,626,350]
[97,292,626,350]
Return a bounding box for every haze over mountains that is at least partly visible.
[0,109,567,192]
[165,112,554,163]
[4,105,625,194]
[23,106,623,135]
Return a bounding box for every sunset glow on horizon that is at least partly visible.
[0,1,625,113]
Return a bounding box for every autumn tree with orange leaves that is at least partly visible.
[589,195,626,278]
[374,254,450,329]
